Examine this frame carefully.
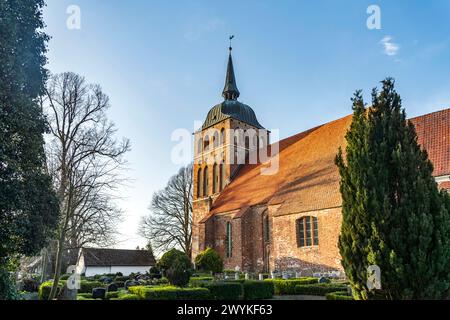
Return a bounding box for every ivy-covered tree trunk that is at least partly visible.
[336,79,450,300]
[0,0,59,299]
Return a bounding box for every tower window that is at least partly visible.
[220,128,225,145]
[197,138,203,156]
[296,216,318,247]
[226,221,232,258]
[219,163,225,191]
[213,163,218,193]
[263,216,270,242]
[204,135,210,150]
[203,166,209,197]
[197,168,202,197]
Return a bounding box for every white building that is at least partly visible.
[76,248,156,277]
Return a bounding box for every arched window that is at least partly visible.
[263,216,270,242]
[203,166,209,197]
[296,216,318,247]
[220,128,225,145]
[204,135,210,151]
[219,163,225,191]
[213,163,218,193]
[197,138,203,156]
[197,168,202,197]
[245,136,250,163]
[213,130,219,148]
[226,222,232,258]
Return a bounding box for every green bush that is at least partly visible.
[106,291,120,299]
[38,280,66,300]
[326,291,353,300]
[114,276,129,282]
[243,281,274,300]
[194,248,223,274]
[77,293,93,299]
[79,280,103,293]
[158,249,191,272]
[199,282,243,300]
[111,294,140,300]
[131,285,210,300]
[113,281,125,288]
[59,274,71,281]
[189,276,213,287]
[166,256,193,287]
[294,283,347,296]
[265,278,317,295]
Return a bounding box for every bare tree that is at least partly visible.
[139,165,193,257]
[42,72,130,299]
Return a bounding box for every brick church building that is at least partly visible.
[192,49,450,274]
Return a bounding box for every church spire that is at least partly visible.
[222,36,240,101]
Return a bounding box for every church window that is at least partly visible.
[263,216,270,242]
[197,138,203,155]
[197,168,202,197]
[204,135,210,150]
[296,216,318,247]
[226,222,232,258]
[203,166,209,196]
[220,163,225,190]
[213,163,218,193]
[220,128,225,145]
[213,131,219,148]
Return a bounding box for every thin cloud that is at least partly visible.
[380,36,400,56]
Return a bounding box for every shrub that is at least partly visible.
[294,283,347,296]
[265,278,317,295]
[106,291,119,299]
[131,286,210,300]
[79,280,103,293]
[166,255,193,287]
[189,276,213,287]
[59,274,71,281]
[111,294,140,300]
[21,278,39,292]
[199,282,243,300]
[114,281,125,288]
[158,249,192,274]
[325,291,353,300]
[38,281,66,300]
[77,293,93,299]
[114,276,129,282]
[243,281,274,300]
[194,248,223,274]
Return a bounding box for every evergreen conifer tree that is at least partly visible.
[336,79,450,299]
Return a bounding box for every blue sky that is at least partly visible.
[43,0,450,251]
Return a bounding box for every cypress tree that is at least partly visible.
[336,78,450,299]
[0,0,59,293]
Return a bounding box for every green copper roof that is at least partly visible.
[202,100,264,130]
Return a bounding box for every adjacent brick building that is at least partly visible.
[192,49,450,274]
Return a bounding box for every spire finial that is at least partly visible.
[229,35,234,52]
[222,35,240,100]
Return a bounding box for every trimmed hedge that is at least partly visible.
[294,283,347,296]
[189,276,214,287]
[79,280,104,293]
[199,282,243,300]
[111,294,140,300]
[130,285,211,300]
[243,281,274,300]
[265,278,318,295]
[38,280,66,300]
[326,291,353,300]
[106,291,120,299]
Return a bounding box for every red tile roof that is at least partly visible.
[210,108,450,216]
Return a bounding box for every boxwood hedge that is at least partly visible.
[129,286,211,300]
[325,291,353,300]
[243,281,274,300]
[294,283,347,296]
[264,278,318,295]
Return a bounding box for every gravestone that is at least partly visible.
[258,274,264,281]
[92,287,106,299]
[107,283,118,292]
[124,279,140,290]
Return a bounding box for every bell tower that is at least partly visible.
[191,41,268,259]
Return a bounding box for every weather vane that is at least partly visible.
[229,35,234,52]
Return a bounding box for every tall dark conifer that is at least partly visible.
[336,79,450,299]
[0,0,59,295]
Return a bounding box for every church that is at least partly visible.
[192,48,450,274]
